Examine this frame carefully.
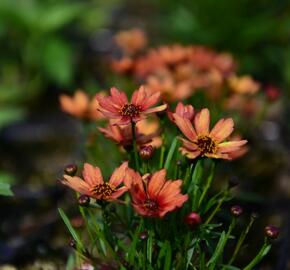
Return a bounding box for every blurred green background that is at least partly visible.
[1,0,290,268]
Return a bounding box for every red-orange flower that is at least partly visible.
[61,162,128,201]
[98,119,162,149]
[168,102,195,122]
[59,90,104,120]
[125,169,188,218]
[97,86,167,125]
[174,108,247,160]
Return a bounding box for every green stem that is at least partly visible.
[204,189,228,225]
[243,239,271,270]
[228,216,255,265]
[131,122,140,171]
[198,162,215,209]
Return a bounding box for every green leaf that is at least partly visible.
[42,38,73,86]
[207,231,226,269]
[0,182,13,196]
[58,208,85,251]
[221,265,241,270]
[147,231,154,264]
[164,137,178,170]
[0,107,25,128]
[164,241,172,270]
[37,4,83,32]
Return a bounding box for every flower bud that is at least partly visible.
[230,205,243,217]
[78,194,90,207]
[265,85,280,102]
[264,225,279,239]
[184,212,202,228]
[139,145,154,160]
[69,238,76,249]
[139,231,148,240]
[176,160,182,166]
[251,212,259,220]
[64,164,78,176]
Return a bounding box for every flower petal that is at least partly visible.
[110,186,128,199]
[83,163,103,186]
[110,87,128,106]
[109,162,129,187]
[218,140,248,153]
[210,118,234,142]
[173,114,197,142]
[62,175,90,194]
[147,169,166,198]
[194,108,210,135]
[143,104,167,114]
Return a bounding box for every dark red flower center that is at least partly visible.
[196,135,217,155]
[91,183,115,199]
[144,199,159,211]
[120,104,141,117]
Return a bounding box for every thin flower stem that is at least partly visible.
[159,137,165,169]
[228,215,255,265]
[198,162,215,209]
[204,189,228,225]
[131,122,140,171]
[243,239,271,270]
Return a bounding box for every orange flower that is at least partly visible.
[228,75,260,95]
[98,119,162,149]
[174,108,247,160]
[125,169,188,218]
[61,162,129,201]
[168,102,195,122]
[59,90,104,120]
[96,86,167,125]
[114,28,147,55]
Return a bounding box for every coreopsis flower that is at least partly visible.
[98,119,162,149]
[125,169,188,218]
[96,86,167,125]
[174,108,247,160]
[61,162,128,201]
[168,102,195,122]
[228,75,260,95]
[114,28,147,55]
[59,90,104,120]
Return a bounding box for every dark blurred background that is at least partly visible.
[1,0,290,269]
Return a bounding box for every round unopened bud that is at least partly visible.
[139,145,154,160]
[78,194,90,207]
[231,205,243,217]
[251,212,259,220]
[184,212,202,228]
[264,225,279,239]
[139,231,148,240]
[176,160,182,166]
[64,164,78,176]
[69,238,76,249]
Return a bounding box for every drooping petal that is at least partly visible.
[147,169,166,198]
[110,186,128,199]
[83,163,103,186]
[143,104,167,114]
[179,147,201,159]
[173,114,197,142]
[62,175,90,194]
[194,108,210,135]
[218,140,248,153]
[180,138,199,151]
[109,162,129,187]
[210,118,234,142]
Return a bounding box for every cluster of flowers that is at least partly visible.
[58,31,281,270]
[110,29,280,118]
[61,86,247,218]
